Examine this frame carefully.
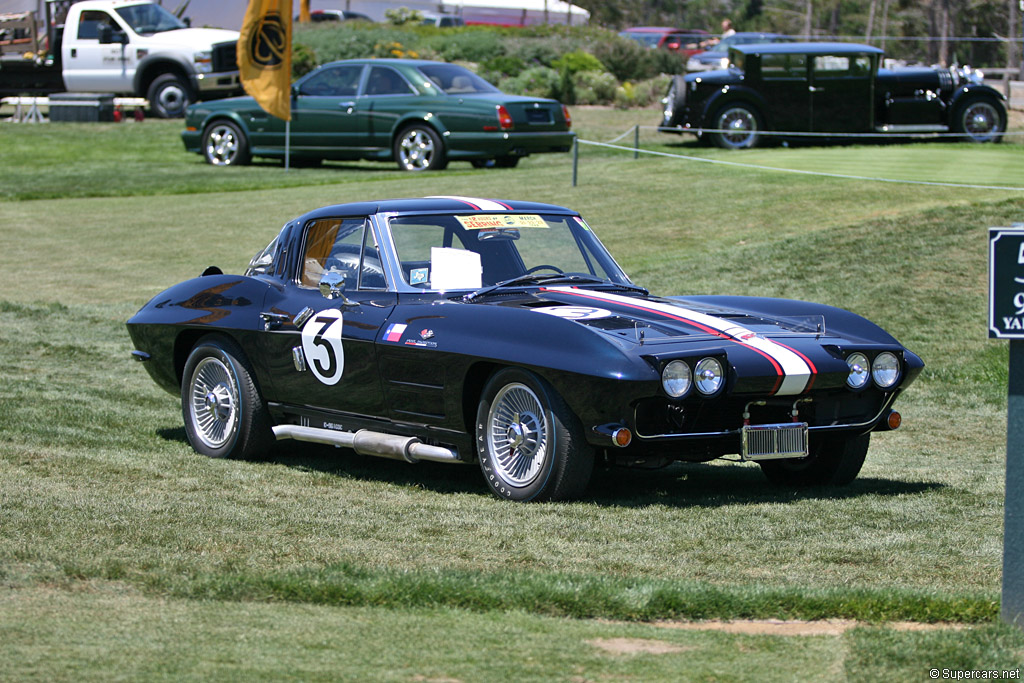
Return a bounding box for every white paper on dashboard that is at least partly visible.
[430,247,482,290]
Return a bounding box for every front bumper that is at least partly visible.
[192,70,241,96]
[445,130,576,159]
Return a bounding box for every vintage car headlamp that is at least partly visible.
[846,352,870,389]
[694,357,724,395]
[872,352,901,388]
[662,360,692,398]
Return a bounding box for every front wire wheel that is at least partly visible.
[476,368,594,502]
[181,335,271,459]
[711,103,763,149]
[954,98,1005,143]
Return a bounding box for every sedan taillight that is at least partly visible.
[562,104,572,129]
[497,105,514,131]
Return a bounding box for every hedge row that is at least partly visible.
[292,23,682,107]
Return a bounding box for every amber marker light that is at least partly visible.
[888,411,902,430]
[613,428,632,447]
[186,126,197,132]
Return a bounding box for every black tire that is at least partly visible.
[470,159,493,168]
[393,124,448,171]
[147,73,193,119]
[660,74,686,128]
[759,432,870,487]
[952,97,1005,143]
[709,102,763,150]
[476,368,594,502]
[202,120,251,166]
[494,156,520,168]
[181,335,272,459]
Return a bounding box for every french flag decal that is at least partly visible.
[384,323,407,342]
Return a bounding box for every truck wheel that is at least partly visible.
[953,97,1005,143]
[710,103,762,149]
[476,368,594,502]
[759,433,869,487]
[181,335,271,459]
[393,124,448,171]
[203,121,251,166]
[148,74,193,118]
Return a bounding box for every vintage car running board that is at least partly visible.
[272,425,461,464]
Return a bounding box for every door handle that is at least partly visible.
[259,311,290,331]
[339,101,355,113]
[808,86,823,93]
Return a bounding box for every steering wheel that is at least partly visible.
[524,264,564,275]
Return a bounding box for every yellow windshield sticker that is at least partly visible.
[457,214,548,230]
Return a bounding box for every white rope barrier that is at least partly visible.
[574,137,1024,191]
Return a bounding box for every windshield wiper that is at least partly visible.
[463,273,605,302]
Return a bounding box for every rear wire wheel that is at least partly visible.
[476,368,593,502]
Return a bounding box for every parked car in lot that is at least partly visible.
[619,26,711,57]
[685,32,793,71]
[301,9,373,22]
[182,59,574,170]
[661,42,1007,148]
[127,196,921,502]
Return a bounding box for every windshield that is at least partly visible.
[387,213,630,291]
[115,4,185,35]
[416,64,499,94]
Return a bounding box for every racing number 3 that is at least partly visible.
[301,309,345,385]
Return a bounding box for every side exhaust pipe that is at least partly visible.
[272,425,461,464]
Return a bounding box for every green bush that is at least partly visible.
[425,30,506,63]
[592,38,659,81]
[292,42,317,79]
[572,70,618,105]
[551,50,604,74]
[384,7,423,25]
[499,66,559,98]
[480,55,527,78]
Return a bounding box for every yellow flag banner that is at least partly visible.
[237,0,292,121]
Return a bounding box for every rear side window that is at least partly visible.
[762,53,807,79]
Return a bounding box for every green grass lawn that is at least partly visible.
[2,106,1023,679]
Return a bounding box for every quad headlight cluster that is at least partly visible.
[846,351,901,390]
[662,357,725,398]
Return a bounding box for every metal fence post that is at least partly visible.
[634,124,639,160]
[572,137,578,187]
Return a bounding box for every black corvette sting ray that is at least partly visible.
[127,196,922,501]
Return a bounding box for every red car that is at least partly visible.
[618,27,710,57]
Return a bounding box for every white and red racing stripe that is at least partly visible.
[545,287,815,396]
[427,196,513,211]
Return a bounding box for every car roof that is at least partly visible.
[319,58,458,68]
[732,41,884,56]
[296,197,577,222]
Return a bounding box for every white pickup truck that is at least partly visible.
[0,0,241,117]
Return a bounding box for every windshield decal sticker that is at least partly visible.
[301,309,344,385]
[410,268,429,285]
[456,214,548,230]
[533,306,612,320]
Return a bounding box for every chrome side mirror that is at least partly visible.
[319,268,347,299]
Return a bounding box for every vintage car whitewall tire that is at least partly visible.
[476,368,594,502]
[953,97,1005,143]
[147,73,193,119]
[203,121,252,166]
[181,335,271,459]
[759,432,869,487]
[711,103,763,150]
[394,124,448,171]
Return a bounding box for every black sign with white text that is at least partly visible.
[989,227,1024,339]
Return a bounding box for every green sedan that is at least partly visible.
[182,58,575,171]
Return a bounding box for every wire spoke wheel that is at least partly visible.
[487,383,549,487]
[717,106,759,148]
[959,100,1002,142]
[188,357,239,449]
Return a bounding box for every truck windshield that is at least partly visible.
[115,4,185,35]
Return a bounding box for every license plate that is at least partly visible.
[741,423,808,461]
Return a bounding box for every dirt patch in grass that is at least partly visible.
[651,619,966,636]
[588,637,695,655]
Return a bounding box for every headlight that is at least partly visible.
[872,352,901,388]
[662,360,692,398]
[846,352,870,389]
[694,357,724,395]
[194,50,212,73]
[718,57,729,68]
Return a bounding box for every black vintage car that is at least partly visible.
[660,42,1007,149]
[127,197,922,502]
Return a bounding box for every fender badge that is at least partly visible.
[420,329,435,340]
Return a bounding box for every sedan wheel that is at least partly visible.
[181,335,270,459]
[476,368,593,501]
[203,121,251,166]
[711,104,762,150]
[955,98,1004,143]
[394,124,447,171]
